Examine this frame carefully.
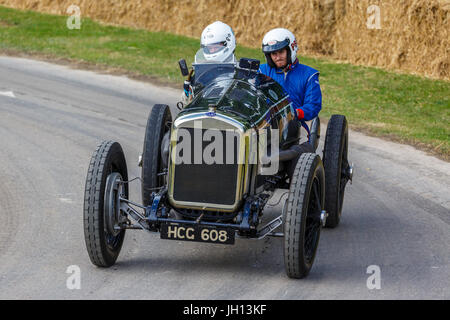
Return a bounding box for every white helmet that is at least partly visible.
[262,28,298,68]
[200,21,236,62]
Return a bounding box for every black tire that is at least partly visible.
[284,153,325,279]
[322,115,349,228]
[84,141,128,267]
[141,104,172,206]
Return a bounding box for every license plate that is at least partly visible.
[160,222,235,245]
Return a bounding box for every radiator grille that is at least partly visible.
[172,127,240,206]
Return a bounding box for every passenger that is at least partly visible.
[259,28,322,123]
[259,28,323,175]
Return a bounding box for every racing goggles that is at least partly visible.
[201,41,227,55]
[262,38,290,54]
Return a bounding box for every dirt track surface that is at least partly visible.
[0,56,448,299]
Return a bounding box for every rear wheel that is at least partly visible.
[322,115,350,228]
[141,104,172,206]
[84,141,128,267]
[284,153,325,279]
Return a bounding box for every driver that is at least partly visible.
[199,20,236,63]
[181,21,236,105]
[259,28,322,124]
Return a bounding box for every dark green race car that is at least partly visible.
[83,56,353,279]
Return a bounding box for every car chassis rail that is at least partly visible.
[116,189,284,240]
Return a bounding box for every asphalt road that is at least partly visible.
[0,56,448,299]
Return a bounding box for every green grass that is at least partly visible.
[1,6,449,159]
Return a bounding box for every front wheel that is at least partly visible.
[284,153,325,279]
[141,104,172,207]
[83,141,128,267]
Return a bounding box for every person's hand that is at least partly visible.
[296,108,305,120]
[180,90,191,105]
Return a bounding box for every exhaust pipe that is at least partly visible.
[309,117,320,151]
[261,144,302,164]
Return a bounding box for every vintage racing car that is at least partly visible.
[83,52,353,278]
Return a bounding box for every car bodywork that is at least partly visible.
[160,58,307,231]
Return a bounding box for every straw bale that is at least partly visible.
[0,0,447,79]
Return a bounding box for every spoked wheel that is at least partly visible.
[323,115,352,228]
[141,104,172,207]
[84,141,128,267]
[284,153,325,279]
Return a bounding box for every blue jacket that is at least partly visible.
[259,60,322,121]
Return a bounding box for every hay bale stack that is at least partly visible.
[0,0,448,79]
[333,0,449,79]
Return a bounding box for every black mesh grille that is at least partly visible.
[172,127,240,206]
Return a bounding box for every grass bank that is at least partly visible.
[0,6,448,160]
